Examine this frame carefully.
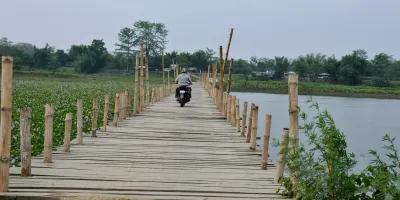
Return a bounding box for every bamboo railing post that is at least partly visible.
[0,56,13,191]
[241,101,248,137]
[167,70,170,96]
[249,106,259,150]
[246,103,255,143]
[91,96,98,137]
[151,88,155,103]
[145,57,149,106]
[118,92,124,121]
[212,64,217,93]
[227,58,234,94]
[113,93,119,127]
[288,74,299,194]
[162,55,165,86]
[127,92,132,117]
[77,99,83,145]
[275,128,290,183]
[134,56,139,114]
[222,92,227,117]
[20,108,31,177]
[261,114,272,169]
[231,96,236,127]
[206,64,210,89]
[236,99,240,132]
[63,113,72,152]
[44,104,54,163]
[124,91,128,119]
[227,96,232,122]
[102,94,109,131]
[218,46,225,111]
[140,44,144,112]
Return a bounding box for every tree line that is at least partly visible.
[1,20,399,87]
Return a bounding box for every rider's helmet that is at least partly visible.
[181,68,187,73]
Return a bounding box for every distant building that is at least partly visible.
[318,73,330,79]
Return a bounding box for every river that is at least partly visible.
[230,91,400,173]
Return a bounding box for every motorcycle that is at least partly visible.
[177,85,190,107]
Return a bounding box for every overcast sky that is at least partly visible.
[1,0,399,59]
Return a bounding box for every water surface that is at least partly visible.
[230,92,400,173]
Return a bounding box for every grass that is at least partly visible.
[226,75,400,99]
[2,72,169,167]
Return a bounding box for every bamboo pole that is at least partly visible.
[167,70,170,96]
[241,101,248,137]
[113,93,119,127]
[63,113,72,152]
[102,94,109,131]
[231,96,236,127]
[91,96,98,137]
[145,57,149,106]
[0,56,13,191]
[162,55,165,85]
[124,91,128,119]
[288,74,299,194]
[236,99,240,132]
[20,108,31,177]
[44,104,54,163]
[218,46,225,111]
[227,58,234,94]
[261,114,272,169]
[227,95,232,122]
[140,44,144,112]
[206,64,210,89]
[127,92,132,117]
[212,64,217,92]
[151,88,155,103]
[246,103,255,143]
[77,99,83,145]
[275,128,289,183]
[118,92,123,121]
[134,56,139,114]
[222,92,227,117]
[249,105,259,150]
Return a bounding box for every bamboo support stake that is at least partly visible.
[20,108,31,177]
[91,96,98,137]
[246,103,255,143]
[140,44,144,112]
[241,101,248,137]
[63,113,72,152]
[206,64,210,89]
[127,92,132,117]
[236,99,240,132]
[249,105,259,150]
[275,128,290,183]
[288,74,299,193]
[231,96,236,127]
[102,94,109,131]
[222,92,227,117]
[77,99,83,145]
[151,88,155,103]
[113,93,119,127]
[124,91,128,119]
[145,57,149,106]
[227,58,234,94]
[118,92,124,121]
[44,104,54,163]
[218,46,225,111]
[261,114,272,169]
[0,56,13,190]
[162,55,165,85]
[227,96,232,122]
[134,56,139,114]
[167,70,170,95]
[212,64,217,92]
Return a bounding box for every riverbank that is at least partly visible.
[229,79,400,99]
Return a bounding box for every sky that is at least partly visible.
[1,0,399,60]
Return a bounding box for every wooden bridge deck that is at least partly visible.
[4,83,282,200]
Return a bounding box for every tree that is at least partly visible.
[115,27,137,71]
[55,49,70,67]
[323,56,341,83]
[133,20,168,57]
[33,43,55,69]
[273,56,290,79]
[74,39,109,74]
[371,53,394,77]
[340,49,369,85]
[0,37,13,55]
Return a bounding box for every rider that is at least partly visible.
[175,68,192,99]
